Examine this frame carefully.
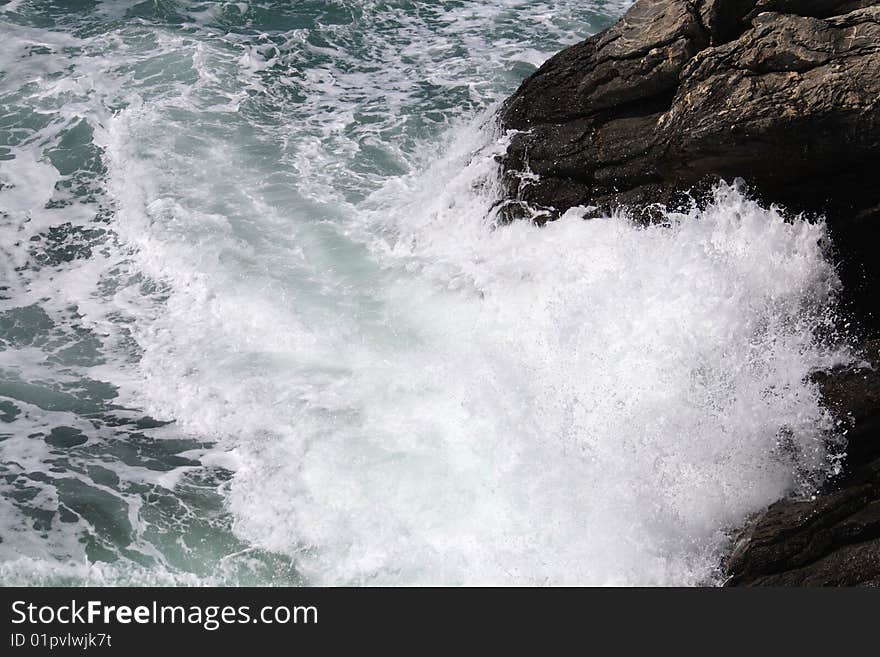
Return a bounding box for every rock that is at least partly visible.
[724,342,880,586]
[726,500,880,585]
[498,0,880,328]
[814,342,880,468]
[744,1,877,21]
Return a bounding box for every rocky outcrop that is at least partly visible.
[497,0,880,585]
[724,342,880,586]
[498,0,880,329]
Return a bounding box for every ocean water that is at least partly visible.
[0,0,850,586]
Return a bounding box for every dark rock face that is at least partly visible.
[500,0,880,214]
[499,0,880,328]
[724,342,880,586]
[498,0,880,585]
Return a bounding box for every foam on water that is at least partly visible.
[0,0,852,585]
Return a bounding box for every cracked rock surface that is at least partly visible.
[498,0,880,586]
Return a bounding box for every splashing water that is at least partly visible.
[0,0,848,585]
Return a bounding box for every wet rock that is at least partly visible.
[722,464,880,585]
[723,343,880,586]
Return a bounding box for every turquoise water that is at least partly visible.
[0,0,847,585]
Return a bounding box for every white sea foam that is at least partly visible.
[94,98,847,584]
